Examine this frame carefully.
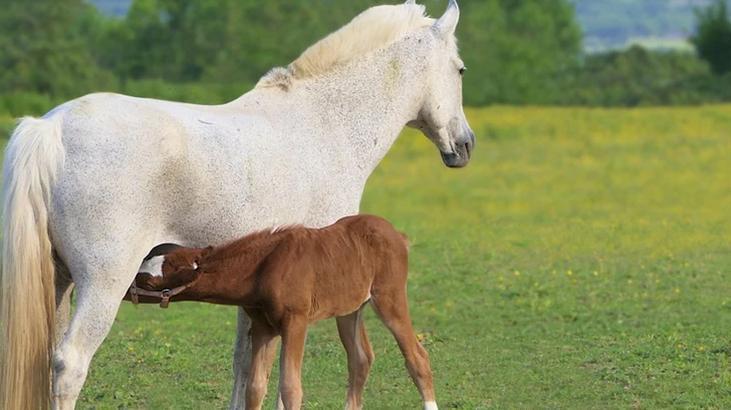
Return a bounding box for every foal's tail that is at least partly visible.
[0,115,66,409]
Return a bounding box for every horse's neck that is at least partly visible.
[287,40,426,178]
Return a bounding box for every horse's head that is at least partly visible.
[136,247,205,291]
[408,0,474,168]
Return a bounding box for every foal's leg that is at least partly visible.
[230,307,253,410]
[336,308,375,410]
[371,292,437,410]
[278,316,309,410]
[245,317,280,410]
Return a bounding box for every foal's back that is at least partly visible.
[258,214,409,322]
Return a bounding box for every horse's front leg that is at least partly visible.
[229,307,253,410]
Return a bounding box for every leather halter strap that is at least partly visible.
[128,280,190,308]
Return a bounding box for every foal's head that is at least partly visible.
[136,247,207,291]
[407,0,475,168]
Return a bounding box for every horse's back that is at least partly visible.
[44,92,319,272]
[45,94,246,265]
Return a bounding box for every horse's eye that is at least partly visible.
[459,67,467,76]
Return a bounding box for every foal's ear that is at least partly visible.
[197,246,214,261]
[433,0,460,37]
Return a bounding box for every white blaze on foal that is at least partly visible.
[138,255,165,278]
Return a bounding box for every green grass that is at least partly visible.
[2,106,731,408]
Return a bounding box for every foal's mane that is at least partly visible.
[256,4,433,90]
[206,226,300,264]
[204,222,368,270]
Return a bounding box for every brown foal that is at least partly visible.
[132,215,437,410]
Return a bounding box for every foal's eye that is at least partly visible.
[459,66,467,76]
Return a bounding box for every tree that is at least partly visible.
[0,0,586,106]
[457,0,582,105]
[0,0,115,97]
[692,0,731,75]
[563,46,716,106]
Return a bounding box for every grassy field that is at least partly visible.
[2,106,731,408]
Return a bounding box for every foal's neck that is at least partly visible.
[196,230,289,304]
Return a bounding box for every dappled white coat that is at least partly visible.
[0,2,474,410]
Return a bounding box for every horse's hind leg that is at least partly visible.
[230,307,254,410]
[51,256,141,410]
[371,292,437,410]
[336,307,374,410]
[54,258,74,345]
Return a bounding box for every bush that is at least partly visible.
[559,47,730,106]
[0,92,58,117]
[0,80,258,120]
[122,80,254,104]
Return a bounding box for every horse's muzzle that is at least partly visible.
[441,132,475,168]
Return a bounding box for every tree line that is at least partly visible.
[1,0,730,116]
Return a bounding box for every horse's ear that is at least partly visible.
[433,0,460,37]
[404,0,416,5]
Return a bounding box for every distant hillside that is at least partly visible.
[89,0,714,52]
[572,0,712,52]
[91,0,130,17]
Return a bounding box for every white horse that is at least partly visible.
[0,1,474,409]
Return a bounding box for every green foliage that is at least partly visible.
[692,0,731,74]
[0,116,15,141]
[1,0,731,112]
[102,0,582,105]
[97,1,383,83]
[459,0,582,105]
[0,0,117,97]
[0,0,584,110]
[0,92,57,117]
[122,79,252,104]
[563,46,730,106]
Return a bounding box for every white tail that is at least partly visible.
[0,116,65,409]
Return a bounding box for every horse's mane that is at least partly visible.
[256,4,433,90]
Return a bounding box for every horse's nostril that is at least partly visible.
[466,135,475,152]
